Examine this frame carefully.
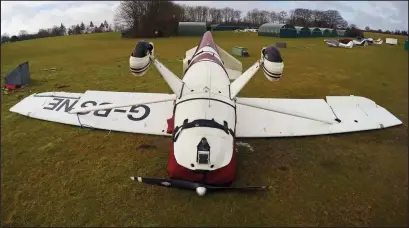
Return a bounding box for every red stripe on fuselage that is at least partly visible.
[185,32,225,74]
[194,31,220,56]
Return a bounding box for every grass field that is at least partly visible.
[1,31,408,226]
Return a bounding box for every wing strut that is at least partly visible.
[229,61,261,98]
[151,58,187,97]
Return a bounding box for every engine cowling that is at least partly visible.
[129,41,154,76]
[260,46,284,81]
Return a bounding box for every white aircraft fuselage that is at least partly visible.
[169,32,237,185]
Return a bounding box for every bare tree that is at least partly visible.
[60,23,66,35]
[269,11,277,23]
[115,1,180,37]
[278,11,287,23]
[51,26,62,36]
[80,22,85,33]
[1,33,10,43]
[233,10,242,22]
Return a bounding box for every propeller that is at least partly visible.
[130,176,267,196]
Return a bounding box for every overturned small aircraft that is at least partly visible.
[324,39,353,48]
[10,31,402,196]
[373,38,383,45]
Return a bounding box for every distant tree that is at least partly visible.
[394,30,401,35]
[75,24,81,34]
[365,26,370,31]
[51,25,61,36]
[106,24,113,32]
[60,23,66,35]
[90,21,94,27]
[67,28,74,35]
[278,11,287,23]
[94,26,103,33]
[384,30,391,34]
[37,28,50,38]
[401,30,408,36]
[100,23,105,31]
[1,33,10,43]
[80,22,85,33]
[345,25,363,38]
[10,35,19,42]
[115,1,182,37]
[269,11,277,23]
[104,20,109,29]
[19,30,28,36]
[17,30,29,40]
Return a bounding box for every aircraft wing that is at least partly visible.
[9,90,175,136]
[235,96,402,138]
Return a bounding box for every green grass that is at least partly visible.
[1,31,408,226]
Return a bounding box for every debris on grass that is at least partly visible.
[42,67,57,71]
[136,144,158,150]
[55,84,70,89]
[236,141,255,152]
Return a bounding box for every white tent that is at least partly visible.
[386,38,398,45]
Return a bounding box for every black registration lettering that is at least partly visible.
[77,101,97,115]
[55,99,79,112]
[43,98,151,121]
[93,102,112,117]
[127,105,150,121]
[43,98,65,110]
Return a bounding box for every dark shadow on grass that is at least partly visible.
[29,78,44,86]
[238,127,402,142]
[137,144,158,150]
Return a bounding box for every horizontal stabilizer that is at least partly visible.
[216,45,242,80]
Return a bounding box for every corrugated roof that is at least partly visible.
[178,22,207,36]
[336,29,345,35]
[295,26,309,31]
[258,23,296,34]
[318,28,331,32]
[179,22,206,26]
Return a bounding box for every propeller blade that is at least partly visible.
[206,185,267,190]
[131,176,200,190]
[131,176,268,196]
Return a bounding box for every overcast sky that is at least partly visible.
[1,1,408,36]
